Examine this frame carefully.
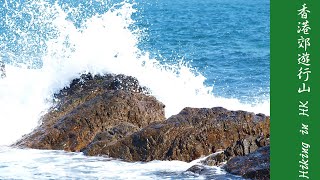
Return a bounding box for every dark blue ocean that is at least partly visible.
[0,0,269,179]
[137,0,270,102]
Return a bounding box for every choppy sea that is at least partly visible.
[0,0,269,179]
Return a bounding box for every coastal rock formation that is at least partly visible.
[224,146,270,180]
[84,107,270,162]
[186,145,270,179]
[201,135,269,166]
[14,72,270,177]
[14,73,166,151]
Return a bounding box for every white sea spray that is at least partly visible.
[0,0,269,145]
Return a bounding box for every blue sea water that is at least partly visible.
[0,0,269,179]
[1,0,270,102]
[136,0,270,101]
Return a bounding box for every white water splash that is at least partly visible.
[0,0,269,145]
[0,146,235,179]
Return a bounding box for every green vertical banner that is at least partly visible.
[271,0,320,179]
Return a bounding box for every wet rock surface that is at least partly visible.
[84,107,270,162]
[201,135,269,166]
[224,146,270,180]
[14,73,270,179]
[14,73,166,151]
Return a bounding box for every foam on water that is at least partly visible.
[1,146,242,179]
[0,0,269,145]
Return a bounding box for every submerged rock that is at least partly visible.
[0,61,5,78]
[186,165,213,175]
[224,146,270,180]
[14,73,166,151]
[84,107,270,162]
[186,164,246,179]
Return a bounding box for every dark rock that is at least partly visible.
[186,164,246,179]
[201,135,269,166]
[0,61,5,78]
[186,165,212,175]
[83,122,140,152]
[201,151,229,166]
[92,122,140,143]
[224,146,270,180]
[84,107,270,162]
[230,136,267,157]
[14,73,165,151]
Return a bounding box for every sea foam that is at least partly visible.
[0,0,269,145]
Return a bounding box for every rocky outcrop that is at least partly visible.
[14,72,270,179]
[0,61,5,78]
[201,135,269,166]
[186,145,270,179]
[224,146,270,180]
[185,125,270,179]
[83,107,270,162]
[14,73,166,151]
